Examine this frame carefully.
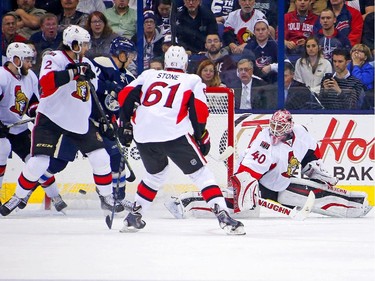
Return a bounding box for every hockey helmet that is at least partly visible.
[6,42,34,63]
[63,25,91,52]
[110,36,136,57]
[269,109,294,144]
[164,45,188,71]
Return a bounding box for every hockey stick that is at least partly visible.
[105,153,126,229]
[87,79,136,182]
[7,117,35,128]
[258,190,315,221]
[208,146,234,162]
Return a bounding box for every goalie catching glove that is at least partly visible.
[118,122,133,147]
[302,159,338,186]
[196,130,210,156]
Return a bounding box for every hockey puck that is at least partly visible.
[78,189,87,195]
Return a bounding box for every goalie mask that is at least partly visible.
[6,42,34,75]
[164,46,188,71]
[63,25,91,54]
[269,109,294,145]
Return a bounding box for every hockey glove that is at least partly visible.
[0,121,9,138]
[197,130,210,156]
[98,117,116,141]
[66,63,96,80]
[302,159,338,186]
[118,122,133,147]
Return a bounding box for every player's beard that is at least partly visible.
[21,67,28,76]
[209,48,220,55]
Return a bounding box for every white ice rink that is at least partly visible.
[1,199,374,281]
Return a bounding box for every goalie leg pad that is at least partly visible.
[232,172,259,213]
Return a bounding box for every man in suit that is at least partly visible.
[230,58,269,110]
[284,62,324,110]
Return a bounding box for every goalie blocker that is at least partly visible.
[165,177,372,219]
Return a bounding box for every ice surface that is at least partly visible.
[1,200,374,281]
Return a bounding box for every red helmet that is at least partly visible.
[269,110,293,144]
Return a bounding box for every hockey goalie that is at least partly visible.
[165,110,372,219]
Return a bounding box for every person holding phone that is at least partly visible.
[319,48,364,109]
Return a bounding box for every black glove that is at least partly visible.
[105,81,122,98]
[118,122,133,147]
[98,117,116,141]
[66,63,96,80]
[197,130,210,156]
[0,120,9,138]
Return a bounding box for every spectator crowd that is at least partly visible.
[1,0,374,111]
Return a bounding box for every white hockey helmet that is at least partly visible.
[6,42,34,63]
[164,45,188,71]
[63,25,91,53]
[269,109,294,144]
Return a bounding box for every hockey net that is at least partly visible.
[44,87,236,209]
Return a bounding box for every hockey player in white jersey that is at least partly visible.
[117,46,245,235]
[166,109,371,219]
[0,25,117,217]
[0,42,67,213]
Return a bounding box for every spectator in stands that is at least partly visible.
[244,18,278,84]
[57,0,89,32]
[348,43,374,91]
[132,10,164,70]
[361,12,374,54]
[284,62,324,110]
[196,59,225,87]
[223,0,267,54]
[204,33,230,63]
[254,0,278,31]
[314,0,363,47]
[284,0,318,62]
[319,48,364,109]
[294,36,332,94]
[77,0,106,14]
[35,0,62,14]
[175,0,218,55]
[342,0,374,19]
[1,14,27,64]
[161,33,173,54]
[104,0,137,39]
[29,13,63,72]
[232,58,269,110]
[11,0,46,39]
[153,0,172,34]
[84,11,118,60]
[149,57,164,70]
[288,0,328,15]
[314,8,352,61]
[211,0,240,24]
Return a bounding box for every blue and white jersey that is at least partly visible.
[92,56,135,119]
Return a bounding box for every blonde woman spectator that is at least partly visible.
[294,36,332,94]
[196,59,226,87]
[84,11,118,59]
[348,43,374,91]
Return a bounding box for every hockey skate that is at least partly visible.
[212,204,246,235]
[98,192,124,213]
[120,203,146,233]
[51,195,68,212]
[0,195,21,216]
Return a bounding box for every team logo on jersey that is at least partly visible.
[260,141,270,149]
[237,27,253,44]
[72,80,90,102]
[10,85,29,116]
[105,93,120,112]
[282,151,300,178]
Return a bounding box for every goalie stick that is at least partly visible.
[7,117,35,128]
[208,146,234,162]
[258,190,315,220]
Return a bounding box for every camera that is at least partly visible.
[324,73,333,80]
